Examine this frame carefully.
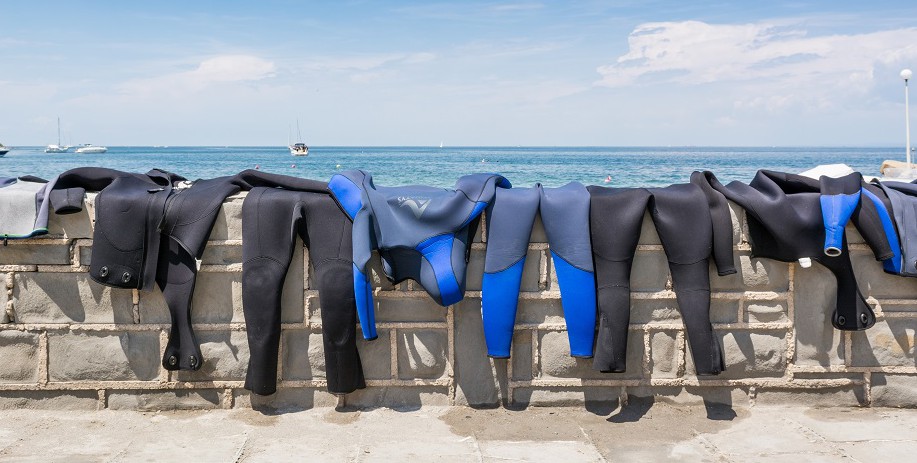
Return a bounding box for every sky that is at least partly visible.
[1,1,916,146]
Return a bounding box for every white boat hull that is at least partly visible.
[45,145,70,153]
[75,146,108,154]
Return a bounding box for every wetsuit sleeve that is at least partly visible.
[819,173,862,257]
[539,183,596,358]
[481,187,539,358]
[852,183,895,262]
[235,169,328,193]
[328,173,378,340]
[49,188,86,214]
[691,172,737,275]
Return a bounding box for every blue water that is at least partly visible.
[0,146,903,188]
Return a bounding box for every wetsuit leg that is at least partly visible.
[481,187,539,358]
[650,185,725,375]
[156,238,203,371]
[819,173,862,257]
[539,183,596,358]
[300,193,365,395]
[588,187,651,372]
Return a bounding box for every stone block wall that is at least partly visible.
[0,195,915,411]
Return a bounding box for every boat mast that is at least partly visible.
[57,117,61,146]
[903,69,912,167]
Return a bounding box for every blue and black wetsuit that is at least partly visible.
[588,182,736,375]
[328,170,510,340]
[480,183,596,359]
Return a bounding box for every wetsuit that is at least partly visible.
[588,182,736,375]
[0,175,57,241]
[481,183,596,358]
[873,180,917,275]
[241,186,364,396]
[328,170,510,340]
[695,170,895,331]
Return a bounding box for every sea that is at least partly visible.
[0,146,905,188]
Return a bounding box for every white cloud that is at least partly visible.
[596,21,917,111]
[118,54,275,97]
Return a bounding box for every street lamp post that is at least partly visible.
[903,69,913,167]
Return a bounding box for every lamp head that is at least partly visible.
[903,69,913,81]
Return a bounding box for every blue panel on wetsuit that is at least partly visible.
[461,201,488,227]
[861,187,903,274]
[416,234,463,306]
[481,258,526,358]
[551,250,596,357]
[353,264,378,340]
[820,192,860,255]
[328,174,363,219]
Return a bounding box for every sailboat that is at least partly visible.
[45,117,70,153]
[289,120,309,156]
[0,142,9,156]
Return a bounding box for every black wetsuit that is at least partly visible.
[588,182,736,375]
[694,170,895,331]
[241,186,364,396]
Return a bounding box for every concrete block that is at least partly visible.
[852,250,917,299]
[375,297,448,323]
[517,298,565,326]
[48,332,160,381]
[362,253,394,291]
[850,319,917,367]
[48,205,93,238]
[539,330,644,379]
[200,243,243,265]
[355,330,392,380]
[690,330,786,379]
[511,387,622,407]
[0,390,99,410]
[529,215,547,243]
[754,386,866,406]
[793,261,845,367]
[454,298,502,407]
[870,374,917,407]
[710,298,740,324]
[626,386,749,406]
[745,300,788,324]
[397,330,447,379]
[0,331,40,383]
[206,197,244,240]
[78,245,92,266]
[711,254,789,292]
[0,286,8,323]
[630,251,670,291]
[139,272,241,324]
[175,330,250,382]
[511,330,533,380]
[0,243,70,265]
[107,390,221,410]
[12,272,134,324]
[281,329,323,381]
[235,387,339,411]
[343,386,450,408]
[466,249,541,292]
[631,299,682,324]
[649,331,679,379]
[637,212,660,245]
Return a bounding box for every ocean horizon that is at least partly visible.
[1,145,907,188]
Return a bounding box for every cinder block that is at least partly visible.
[12,272,134,324]
[78,246,92,266]
[517,298,565,326]
[710,298,740,324]
[375,297,447,323]
[850,319,917,367]
[355,330,392,380]
[454,299,502,407]
[0,286,9,323]
[175,330,250,382]
[627,386,749,406]
[870,374,917,407]
[235,387,339,411]
[631,299,682,324]
[0,243,70,265]
[343,386,451,408]
[754,386,866,406]
[636,212,661,245]
[48,206,93,239]
[466,249,541,292]
[630,251,670,291]
[529,215,547,243]
[200,243,243,265]
[539,330,644,379]
[107,390,221,410]
[511,387,622,407]
[793,262,845,367]
[0,331,40,383]
[511,330,533,380]
[852,250,917,299]
[649,331,679,378]
[206,197,244,240]
[0,390,99,410]
[710,254,789,292]
[397,330,447,379]
[745,300,788,323]
[139,272,241,324]
[48,332,160,381]
[281,329,323,381]
[692,330,787,379]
